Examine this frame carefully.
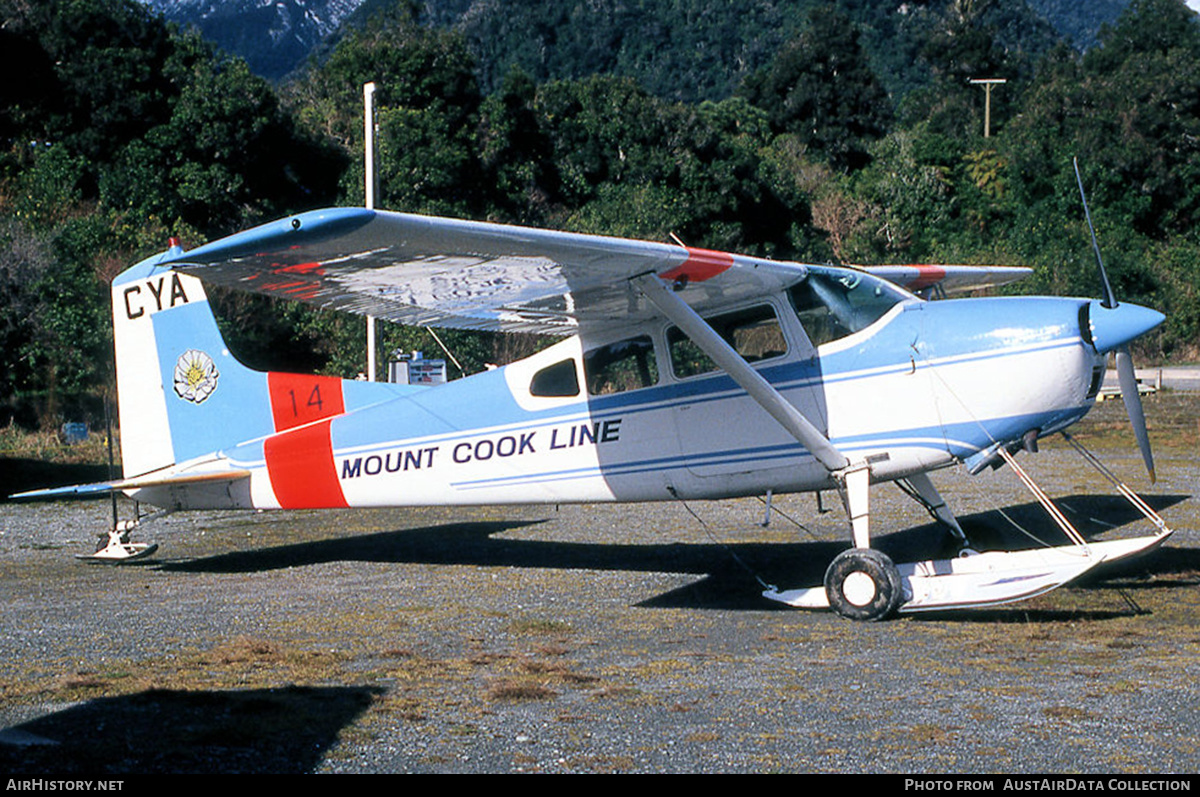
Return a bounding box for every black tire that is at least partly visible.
[824,548,904,621]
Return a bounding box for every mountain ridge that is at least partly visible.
[137,0,1132,92]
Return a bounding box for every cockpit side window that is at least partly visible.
[788,271,906,347]
[530,358,580,397]
[667,304,787,378]
[585,336,659,395]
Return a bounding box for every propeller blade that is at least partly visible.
[1115,347,1156,483]
[1075,157,1156,481]
[1073,157,1118,309]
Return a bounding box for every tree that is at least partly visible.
[477,66,558,224]
[530,77,804,256]
[739,6,892,172]
[18,0,180,166]
[1004,0,1200,243]
[0,220,53,425]
[893,0,1069,148]
[98,52,343,235]
[2,0,341,238]
[0,0,345,426]
[289,6,483,214]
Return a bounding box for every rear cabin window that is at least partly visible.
[530,358,580,397]
[585,336,659,395]
[667,304,787,379]
[788,271,906,348]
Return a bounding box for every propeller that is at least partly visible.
[1073,158,1158,482]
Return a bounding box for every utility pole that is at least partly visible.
[364,82,378,381]
[969,78,1006,138]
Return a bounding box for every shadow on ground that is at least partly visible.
[155,493,1194,614]
[0,684,381,774]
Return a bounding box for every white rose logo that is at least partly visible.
[174,349,219,404]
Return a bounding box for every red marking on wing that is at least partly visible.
[268,372,346,432]
[264,418,347,509]
[659,248,735,284]
[899,265,947,290]
[274,262,325,275]
[260,280,308,292]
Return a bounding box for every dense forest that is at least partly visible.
[1,0,1198,430]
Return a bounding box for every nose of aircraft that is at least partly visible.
[1084,300,1166,354]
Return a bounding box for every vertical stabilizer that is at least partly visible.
[112,251,419,479]
[113,254,274,477]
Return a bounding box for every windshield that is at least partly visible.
[788,269,909,347]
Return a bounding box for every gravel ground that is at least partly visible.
[0,396,1198,774]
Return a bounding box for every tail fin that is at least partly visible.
[113,250,414,478]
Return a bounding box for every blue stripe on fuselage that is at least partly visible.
[223,295,1094,478]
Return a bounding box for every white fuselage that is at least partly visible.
[140,291,1100,512]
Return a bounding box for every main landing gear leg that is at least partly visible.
[824,461,904,621]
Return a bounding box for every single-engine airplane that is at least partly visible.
[15,186,1172,620]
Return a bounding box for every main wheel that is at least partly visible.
[824,548,904,621]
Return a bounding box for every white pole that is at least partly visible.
[367,315,376,382]
[364,82,377,381]
[364,82,377,210]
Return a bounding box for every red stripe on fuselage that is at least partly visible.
[263,418,347,509]
[268,372,346,432]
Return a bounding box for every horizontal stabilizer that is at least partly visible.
[10,482,121,501]
[10,469,251,502]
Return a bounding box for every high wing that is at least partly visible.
[163,208,1030,333]
[860,264,1031,296]
[162,207,809,336]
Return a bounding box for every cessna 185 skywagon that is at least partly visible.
[16,196,1172,620]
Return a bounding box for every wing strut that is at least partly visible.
[632,274,849,474]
